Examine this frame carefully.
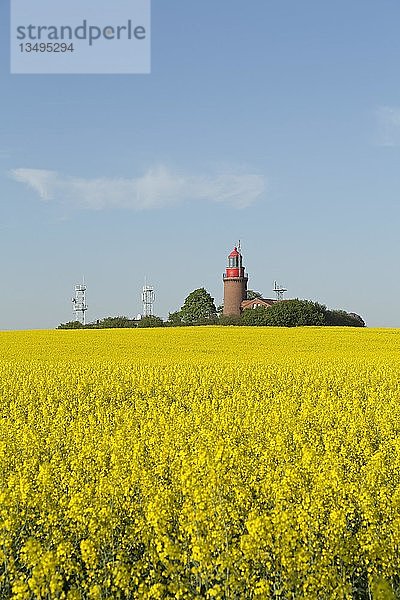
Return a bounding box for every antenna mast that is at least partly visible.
[274,281,287,301]
[142,282,155,317]
[72,280,88,324]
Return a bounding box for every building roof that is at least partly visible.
[241,298,277,310]
[228,247,240,258]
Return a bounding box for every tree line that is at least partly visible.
[58,288,365,329]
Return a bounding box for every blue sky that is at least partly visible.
[1,0,400,328]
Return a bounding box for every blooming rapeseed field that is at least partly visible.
[1,326,400,599]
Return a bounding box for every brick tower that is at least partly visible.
[223,245,248,316]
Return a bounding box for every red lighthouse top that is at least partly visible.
[225,246,245,278]
[228,247,240,258]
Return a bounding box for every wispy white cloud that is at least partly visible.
[10,165,266,211]
[11,169,58,200]
[375,106,400,147]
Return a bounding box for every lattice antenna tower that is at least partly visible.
[274,281,287,301]
[72,280,88,325]
[142,281,155,317]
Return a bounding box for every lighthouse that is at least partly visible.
[223,245,248,316]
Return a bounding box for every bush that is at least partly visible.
[167,311,184,326]
[137,316,164,328]
[218,314,242,326]
[325,310,365,327]
[57,321,84,329]
[95,316,136,329]
[262,299,326,327]
[241,307,270,326]
[239,300,366,328]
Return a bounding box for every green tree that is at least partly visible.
[57,321,84,329]
[137,315,164,328]
[348,312,365,327]
[167,311,183,326]
[216,304,224,315]
[179,288,217,325]
[325,309,365,327]
[246,290,263,300]
[262,299,326,327]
